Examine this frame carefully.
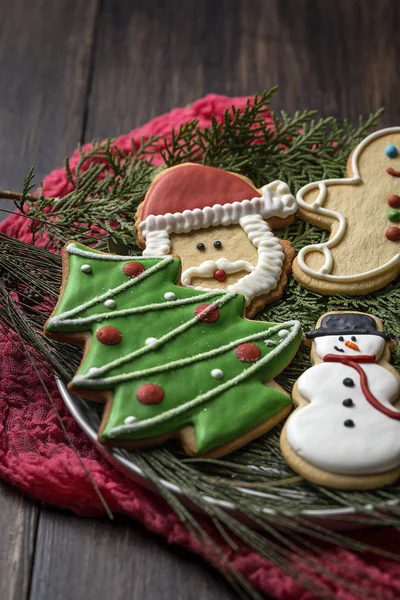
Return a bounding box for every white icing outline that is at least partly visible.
[139,180,296,302]
[297,127,400,282]
[106,320,301,438]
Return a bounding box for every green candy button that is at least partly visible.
[388,209,400,223]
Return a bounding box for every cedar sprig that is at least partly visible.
[1,89,383,253]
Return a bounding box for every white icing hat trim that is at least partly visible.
[140,179,296,256]
[297,127,400,282]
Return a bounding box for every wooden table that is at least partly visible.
[0,2,398,598]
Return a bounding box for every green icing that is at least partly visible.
[47,242,302,454]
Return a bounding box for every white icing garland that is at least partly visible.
[71,292,236,385]
[48,249,174,327]
[50,289,224,327]
[72,321,298,387]
[106,320,301,437]
[297,127,400,282]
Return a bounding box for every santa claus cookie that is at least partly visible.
[135,163,297,318]
[293,127,400,295]
[280,311,400,490]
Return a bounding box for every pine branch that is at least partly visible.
[0,89,383,254]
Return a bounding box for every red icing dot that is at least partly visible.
[235,343,261,362]
[96,326,122,345]
[213,269,227,282]
[136,383,164,405]
[388,194,400,209]
[386,227,400,241]
[123,261,145,278]
[195,304,220,323]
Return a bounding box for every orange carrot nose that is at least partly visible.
[345,341,360,351]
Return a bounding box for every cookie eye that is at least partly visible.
[385,145,399,159]
[196,243,205,251]
[339,336,344,342]
[351,336,357,342]
[213,240,222,249]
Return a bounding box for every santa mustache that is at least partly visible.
[181,258,254,286]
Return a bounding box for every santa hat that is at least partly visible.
[139,164,296,255]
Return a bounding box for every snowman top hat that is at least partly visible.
[306,313,391,340]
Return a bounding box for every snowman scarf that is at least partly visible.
[324,354,400,419]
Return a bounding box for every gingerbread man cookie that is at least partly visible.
[280,312,400,490]
[292,128,400,295]
[135,164,297,318]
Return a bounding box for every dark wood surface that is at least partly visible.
[0,1,398,598]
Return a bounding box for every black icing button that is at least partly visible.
[342,398,354,408]
[344,419,355,428]
[343,378,354,387]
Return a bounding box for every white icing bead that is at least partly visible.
[80,264,92,274]
[145,337,157,346]
[211,368,224,379]
[164,292,176,301]
[124,416,137,425]
[104,299,116,309]
[88,367,101,377]
[278,329,289,339]
[264,339,276,347]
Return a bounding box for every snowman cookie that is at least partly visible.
[135,163,297,318]
[292,127,400,295]
[280,311,400,490]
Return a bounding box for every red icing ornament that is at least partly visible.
[142,164,261,219]
[123,261,145,278]
[388,194,400,208]
[194,304,220,323]
[386,227,400,241]
[136,383,164,405]
[235,343,261,362]
[213,269,227,282]
[96,326,122,345]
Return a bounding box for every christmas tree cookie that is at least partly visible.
[135,163,297,318]
[292,127,400,295]
[45,242,302,458]
[281,312,400,489]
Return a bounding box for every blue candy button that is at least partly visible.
[385,145,399,158]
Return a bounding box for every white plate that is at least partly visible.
[57,378,389,530]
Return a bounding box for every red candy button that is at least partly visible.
[136,383,164,405]
[213,269,227,282]
[388,194,400,209]
[194,304,220,323]
[235,343,261,362]
[96,326,122,345]
[386,227,400,241]
[123,261,145,278]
